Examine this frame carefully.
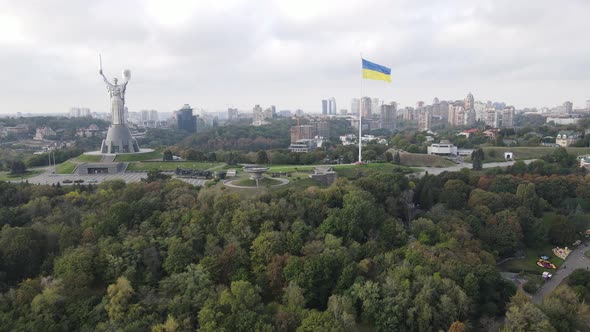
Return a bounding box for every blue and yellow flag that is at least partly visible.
[362,58,391,82]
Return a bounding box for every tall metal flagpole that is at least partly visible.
[359,55,363,163]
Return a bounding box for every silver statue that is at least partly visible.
[99,67,130,125]
[98,55,140,154]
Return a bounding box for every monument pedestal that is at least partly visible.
[101,124,140,154]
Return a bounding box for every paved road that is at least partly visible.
[533,245,590,304]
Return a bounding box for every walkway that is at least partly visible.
[223,177,289,189]
[532,244,590,304]
[417,159,535,176]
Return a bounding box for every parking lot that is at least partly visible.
[13,171,208,187]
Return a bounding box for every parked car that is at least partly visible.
[62,179,73,184]
[73,179,85,183]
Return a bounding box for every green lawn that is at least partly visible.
[481,146,590,162]
[113,150,163,162]
[74,154,102,162]
[333,163,419,179]
[499,243,565,274]
[127,161,223,171]
[0,170,43,181]
[399,152,457,167]
[55,161,77,174]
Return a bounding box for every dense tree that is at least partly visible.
[9,160,27,174]
[162,150,173,161]
[471,148,484,171]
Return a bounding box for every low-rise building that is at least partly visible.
[579,156,590,171]
[289,139,318,153]
[427,141,458,156]
[33,127,56,140]
[556,131,582,147]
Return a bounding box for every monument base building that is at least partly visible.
[100,124,140,153]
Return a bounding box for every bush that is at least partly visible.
[522,276,542,294]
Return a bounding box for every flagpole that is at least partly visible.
[359,55,363,164]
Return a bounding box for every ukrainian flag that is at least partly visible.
[362,58,391,82]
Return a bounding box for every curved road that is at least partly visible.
[533,245,590,304]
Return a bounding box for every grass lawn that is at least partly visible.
[481,146,590,162]
[0,169,43,181]
[399,152,457,167]
[74,154,102,162]
[55,161,77,174]
[333,163,420,179]
[127,161,223,171]
[499,243,565,274]
[113,150,163,162]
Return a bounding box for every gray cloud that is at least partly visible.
[0,0,589,114]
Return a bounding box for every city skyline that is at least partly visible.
[1,0,590,114]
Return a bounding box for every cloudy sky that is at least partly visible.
[1,0,589,115]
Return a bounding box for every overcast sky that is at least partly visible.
[1,0,589,115]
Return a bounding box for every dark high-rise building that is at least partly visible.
[381,102,397,131]
[176,104,197,133]
[322,99,328,115]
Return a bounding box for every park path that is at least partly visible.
[100,154,116,162]
[532,244,590,304]
[416,159,535,176]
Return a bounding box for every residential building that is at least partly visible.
[290,125,314,143]
[371,98,381,114]
[563,101,573,114]
[417,109,432,132]
[350,98,360,115]
[76,124,101,138]
[311,120,329,138]
[556,131,582,147]
[227,108,239,121]
[361,97,372,118]
[501,107,515,128]
[448,105,463,126]
[69,107,91,118]
[176,104,197,133]
[465,92,474,110]
[252,104,265,126]
[33,127,56,140]
[484,108,499,128]
[380,102,397,131]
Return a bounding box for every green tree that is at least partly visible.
[297,310,338,332]
[540,286,590,331]
[163,150,173,161]
[471,148,484,171]
[163,237,194,274]
[198,280,272,331]
[0,226,45,282]
[503,289,555,332]
[9,160,27,174]
[105,277,135,323]
[256,150,269,164]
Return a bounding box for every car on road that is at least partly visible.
[73,179,85,183]
[62,179,73,184]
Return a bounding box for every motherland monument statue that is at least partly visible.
[99,55,140,154]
